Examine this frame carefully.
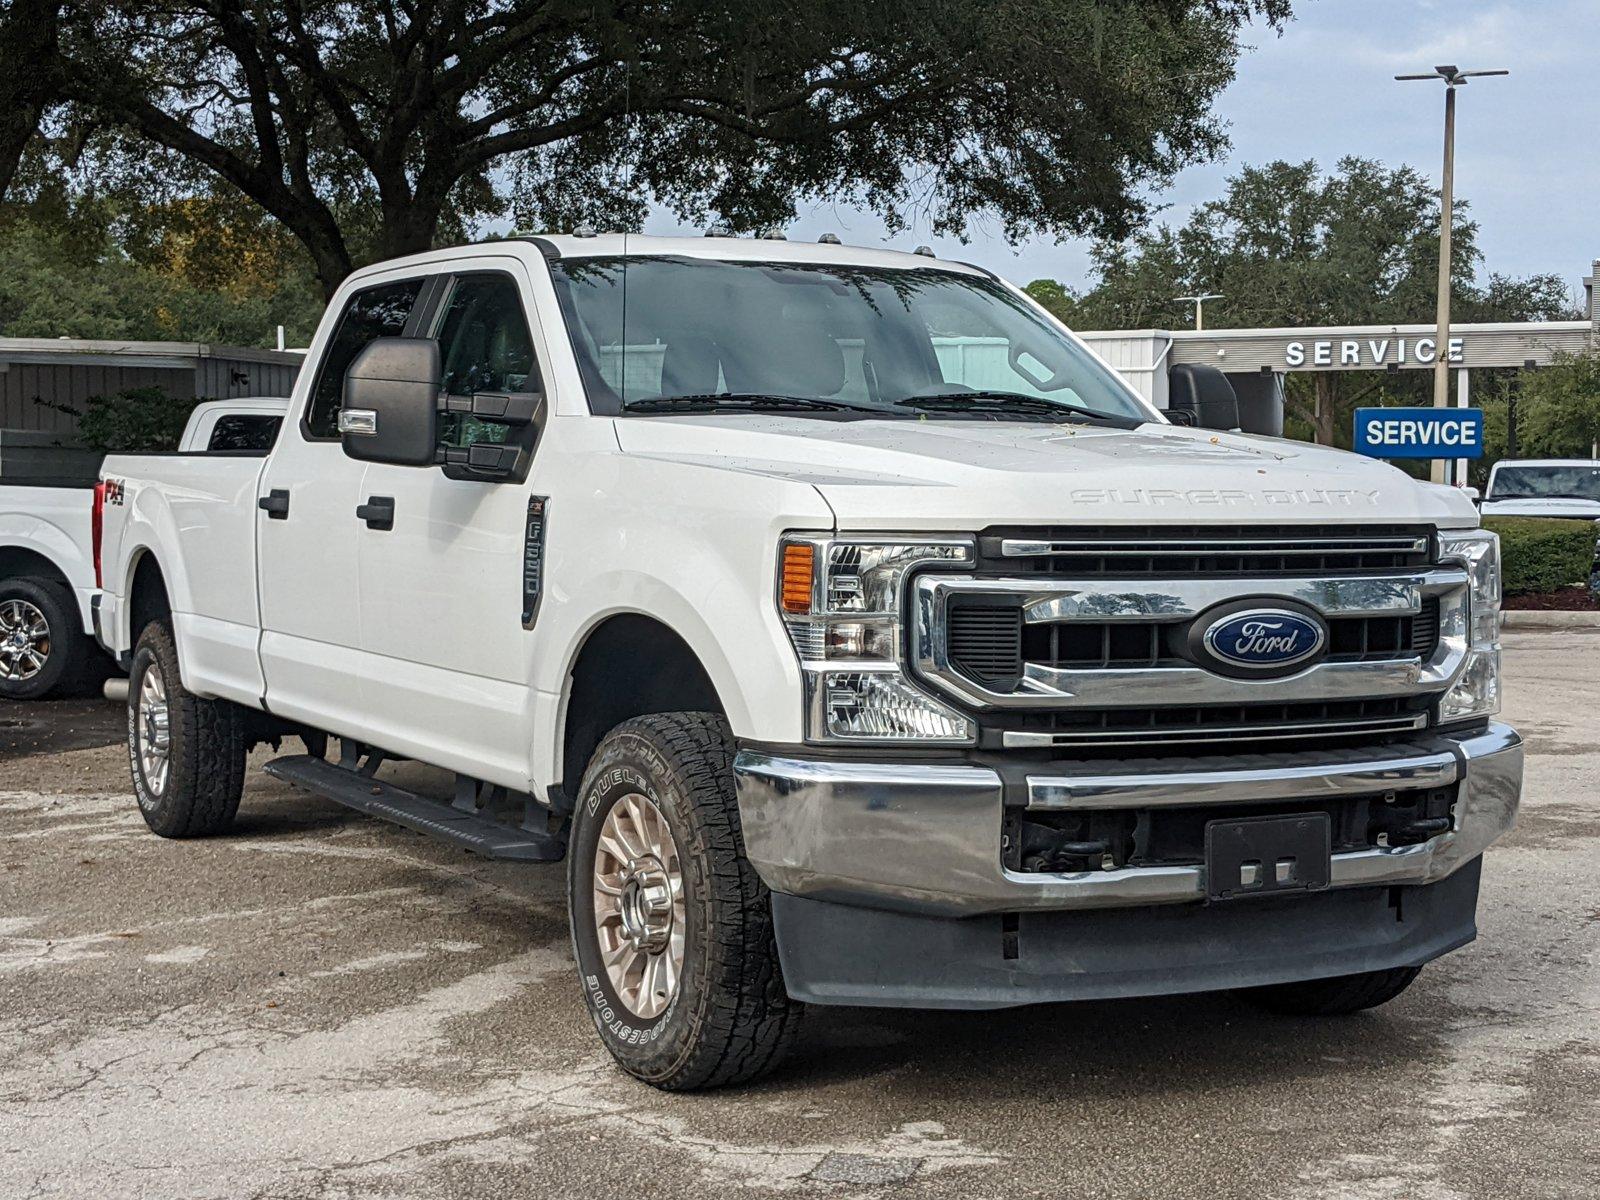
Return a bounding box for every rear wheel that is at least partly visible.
[567,712,802,1090]
[127,620,246,837]
[0,576,86,700]
[1244,966,1422,1016]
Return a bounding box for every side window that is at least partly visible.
[207,414,282,453]
[433,273,539,450]
[305,277,425,438]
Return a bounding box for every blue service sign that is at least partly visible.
[1353,407,1485,459]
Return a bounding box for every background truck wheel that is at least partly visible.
[127,619,246,838]
[1243,966,1422,1016]
[0,576,89,700]
[568,712,802,1090]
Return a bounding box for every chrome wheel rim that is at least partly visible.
[0,599,50,683]
[136,662,171,796]
[592,792,686,1020]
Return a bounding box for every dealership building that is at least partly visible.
[1078,260,1597,446]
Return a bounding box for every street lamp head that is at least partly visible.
[1395,65,1509,86]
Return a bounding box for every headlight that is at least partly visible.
[1438,528,1501,722]
[778,535,976,744]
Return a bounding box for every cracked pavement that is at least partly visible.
[1,628,1596,1199]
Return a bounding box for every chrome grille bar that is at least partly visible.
[1001,535,1430,558]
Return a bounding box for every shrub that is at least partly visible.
[1482,517,1598,595]
[41,387,205,452]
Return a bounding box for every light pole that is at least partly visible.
[1174,293,1223,331]
[1396,64,1507,482]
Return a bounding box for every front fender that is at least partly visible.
[528,447,835,791]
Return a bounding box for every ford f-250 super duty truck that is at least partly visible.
[0,398,286,699]
[96,235,1522,1090]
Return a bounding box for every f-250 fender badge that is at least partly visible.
[522,495,548,629]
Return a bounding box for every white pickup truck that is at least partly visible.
[96,235,1522,1090]
[1479,458,1600,521]
[0,398,285,698]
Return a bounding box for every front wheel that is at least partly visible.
[128,620,246,837]
[567,712,802,1090]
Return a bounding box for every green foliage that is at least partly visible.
[0,198,324,344]
[16,1,1291,294]
[1483,517,1598,595]
[1514,349,1600,458]
[59,387,203,452]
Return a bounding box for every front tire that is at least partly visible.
[128,620,246,837]
[1244,966,1421,1016]
[568,712,802,1090]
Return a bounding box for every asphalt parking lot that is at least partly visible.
[2,629,1597,1200]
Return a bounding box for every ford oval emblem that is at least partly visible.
[1199,607,1327,674]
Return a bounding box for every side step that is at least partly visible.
[262,754,565,862]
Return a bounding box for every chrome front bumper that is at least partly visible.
[733,723,1522,917]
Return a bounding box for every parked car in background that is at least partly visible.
[96,236,1519,1090]
[0,398,286,699]
[1480,459,1600,521]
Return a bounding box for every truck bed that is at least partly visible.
[98,452,270,702]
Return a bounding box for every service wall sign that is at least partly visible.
[1353,407,1485,459]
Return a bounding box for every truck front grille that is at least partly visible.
[946,596,1443,675]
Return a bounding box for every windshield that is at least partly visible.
[1489,464,1600,502]
[547,256,1151,423]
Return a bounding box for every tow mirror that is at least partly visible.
[1167,364,1241,432]
[339,337,440,466]
[1462,485,1482,505]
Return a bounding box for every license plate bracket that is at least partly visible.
[1205,813,1332,902]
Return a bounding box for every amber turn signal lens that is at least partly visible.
[780,543,815,613]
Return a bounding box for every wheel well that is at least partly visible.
[129,553,172,640]
[0,546,72,592]
[560,615,725,800]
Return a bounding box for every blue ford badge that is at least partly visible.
[1200,608,1326,672]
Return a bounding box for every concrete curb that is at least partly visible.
[1502,609,1600,629]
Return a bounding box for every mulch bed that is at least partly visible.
[1503,587,1600,611]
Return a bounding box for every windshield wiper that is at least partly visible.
[623,392,880,415]
[892,390,1132,424]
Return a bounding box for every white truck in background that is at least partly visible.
[0,398,285,698]
[96,236,1521,1090]
[1479,459,1600,521]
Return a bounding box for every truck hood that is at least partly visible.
[613,415,1479,529]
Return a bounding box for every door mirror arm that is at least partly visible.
[438,391,546,484]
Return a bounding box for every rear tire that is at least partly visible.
[567,712,802,1090]
[1244,966,1422,1016]
[0,576,84,701]
[127,620,246,837]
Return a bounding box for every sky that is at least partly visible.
[640,0,1600,299]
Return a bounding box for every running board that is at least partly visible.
[262,754,565,862]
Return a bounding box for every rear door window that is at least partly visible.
[207,413,282,452]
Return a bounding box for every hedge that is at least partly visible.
[1481,517,1598,595]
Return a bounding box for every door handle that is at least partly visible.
[356,495,395,531]
[258,489,290,519]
